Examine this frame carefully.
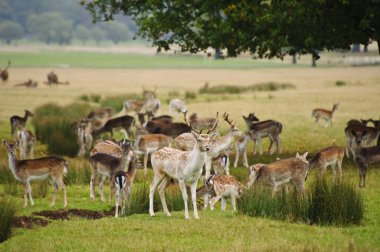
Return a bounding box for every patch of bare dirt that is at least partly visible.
[13,216,49,229]
[33,208,114,220]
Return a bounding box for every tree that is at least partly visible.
[74,25,90,44]
[0,21,23,44]
[82,0,380,58]
[27,12,73,44]
[91,27,105,45]
[102,21,130,44]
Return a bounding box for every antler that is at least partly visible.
[184,111,201,134]
[206,112,219,134]
[222,112,235,127]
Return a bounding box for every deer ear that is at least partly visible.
[296,152,300,158]
[302,152,308,159]
[209,133,218,140]
[2,139,7,146]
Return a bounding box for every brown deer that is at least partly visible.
[10,110,34,136]
[17,128,36,159]
[44,71,69,85]
[312,103,339,127]
[138,113,173,126]
[124,100,144,114]
[92,115,135,139]
[0,60,11,82]
[2,139,68,207]
[308,146,344,182]
[184,111,219,133]
[14,79,38,88]
[144,116,190,138]
[351,130,380,188]
[345,121,379,158]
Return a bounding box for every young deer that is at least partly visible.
[77,119,93,157]
[0,60,11,82]
[92,115,135,139]
[10,110,34,136]
[111,171,132,218]
[17,128,35,159]
[308,146,344,182]
[351,130,380,188]
[312,103,339,127]
[134,133,172,176]
[2,139,68,207]
[243,114,282,155]
[247,153,309,195]
[149,122,217,219]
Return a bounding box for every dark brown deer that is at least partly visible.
[0,60,11,82]
[44,71,69,85]
[14,79,38,88]
[345,121,379,158]
[10,110,34,136]
[138,113,173,126]
[144,116,190,138]
[92,115,135,139]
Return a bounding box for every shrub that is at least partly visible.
[0,197,17,243]
[199,82,295,94]
[335,80,346,86]
[79,94,102,103]
[185,91,197,100]
[100,93,142,111]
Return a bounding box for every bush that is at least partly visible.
[185,91,197,100]
[65,159,92,185]
[33,103,92,157]
[0,197,17,243]
[100,93,142,111]
[335,80,346,86]
[79,94,101,103]
[239,178,364,226]
[199,82,295,94]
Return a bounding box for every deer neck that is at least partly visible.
[186,144,207,174]
[7,154,21,181]
[212,132,233,155]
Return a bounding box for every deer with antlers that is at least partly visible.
[44,71,69,85]
[149,119,217,219]
[345,120,379,159]
[312,103,339,127]
[0,60,11,82]
[10,110,34,136]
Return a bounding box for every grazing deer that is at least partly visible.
[89,140,133,202]
[184,111,219,133]
[345,122,379,158]
[44,71,69,85]
[77,119,93,157]
[92,115,135,139]
[308,146,344,182]
[243,114,282,155]
[312,103,339,127]
[124,100,144,114]
[169,99,187,119]
[206,174,244,212]
[134,133,172,176]
[0,60,11,82]
[17,128,35,159]
[351,130,380,188]
[2,139,68,207]
[14,79,38,88]
[247,153,309,195]
[149,122,217,219]
[10,110,34,136]
[144,117,190,138]
[233,132,250,168]
[111,171,132,218]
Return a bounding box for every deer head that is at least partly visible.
[352,130,367,146]
[247,163,265,188]
[222,112,241,136]
[2,139,19,157]
[295,152,309,164]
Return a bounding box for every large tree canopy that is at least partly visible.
[82,0,380,57]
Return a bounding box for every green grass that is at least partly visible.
[0,197,17,243]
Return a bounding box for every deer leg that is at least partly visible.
[203,159,212,210]
[121,188,126,216]
[190,182,200,219]
[23,182,28,208]
[56,177,67,207]
[178,180,190,219]
[253,139,257,155]
[277,136,282,155]
[337,159,343,183]
[99,175,107,202]
[157,176,171,217]
[331,163,337,183]
[144,152,149,176]
[268,136,275,155]
[149,174,164,217]
[231,195,237,212]
[224,157,230,176]
[234,148,239,168]
[30,144,34,159]
[258,138,263,156]
[209,195,222,211]
[243,150,248,168]
[221,197,226,211]
[90,168,97,199]
[115,188,120,218]
[27,180,34,206]
[49,180,58,206]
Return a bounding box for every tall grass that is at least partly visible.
[0,197,17,243]
[100,93,142,111]
[199,82,295,94]
[65,159,92,185]
[239,178,364,226]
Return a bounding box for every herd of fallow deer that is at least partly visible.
[2,85,380,219]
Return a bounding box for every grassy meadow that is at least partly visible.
[0,50,380,251]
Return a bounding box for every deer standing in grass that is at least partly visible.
[111,171,132,218]
[0,60,11,82]
[149,122,217,219]
[247,153,309,195]
[351,130,380,188]
[2,139,68,207]
[17,128,35,159]
[308,146,344,182]
[233,132,250,168]
[44,71,69,85]
[345,121,379,158]
[92,115,135,139]
[10,110,34,136]
[184,111,219,133]
[77,119,93,157]
[312,103,339,127]
[124,100,144,115]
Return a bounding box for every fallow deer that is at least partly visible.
[312,103,339,127]
[247,153,309,195]
[144,117,190,138]
[0,60,11,82]
[233,132,250,168]
[184,111,219,133]
[17,128,35,159]
[44,71,69,85]
[111,171,132,218]
[169,98,187,119]
[138,113,173,126]
[351,130,380,188]
[149,122,217,219]
[86,107,115,122]
[10,110,34,136]
[243,114,282,155]
[77,119,93,157]
[308,146,344,182]
[367,118,380,146]
[143,93,161,119]
[345,121,378,158]
[2,139,68,207]
[242,113,259,129]
[124,100,144,114]
[14,79,38,88]
[92,115,135,139]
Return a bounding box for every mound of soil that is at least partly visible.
[13,216,49,229]
[33,208,114,220]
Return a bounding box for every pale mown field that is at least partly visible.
[0,64,380,251]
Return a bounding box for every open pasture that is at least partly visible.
[0,54,380,250]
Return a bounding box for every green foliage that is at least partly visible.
[184,91,197,100]
[33,103,92,157]
[199,82,295,94]
[79,94,101,103]
[100,93,141,111]
[0,197,17,243]
[74,25,90,45]
[0,21,23,44]
[102,22,131,44]
[64,159,92,185]
[335,80,346,86]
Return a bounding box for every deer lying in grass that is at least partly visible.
[0,60,11,82]
[14,79,38,88]
[345,120,379,158]
[312,103,339,127]
[17,128,35,159]
[149,121,217,219]
[44,71,69,85]
[308,146,344,182]
[92,115,135,139]
[2,139,68,207]
[10,110,34,136]
[243,113,282,155]
[111,171,132,218]
[77,119,93,157]
[247,153,309,195]
[351,130,380,188]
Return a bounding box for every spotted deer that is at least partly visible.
[77,119,93,157]
[351,130,380,188]
[143,93,161,119]
[312,103,339,127]
[2,139,68,207]
[17,128,35,159]
[149,121,217,219]
[308,146,344,182]
[0,60,11,82]
[247,153,309,195]
[111,171,132,218]
[10,110,34,136]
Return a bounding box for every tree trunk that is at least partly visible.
[364,44,368,52]
[311,55,316,67]
[292,54,297,64]
[377,39,380,55]
[214,48,222,59]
